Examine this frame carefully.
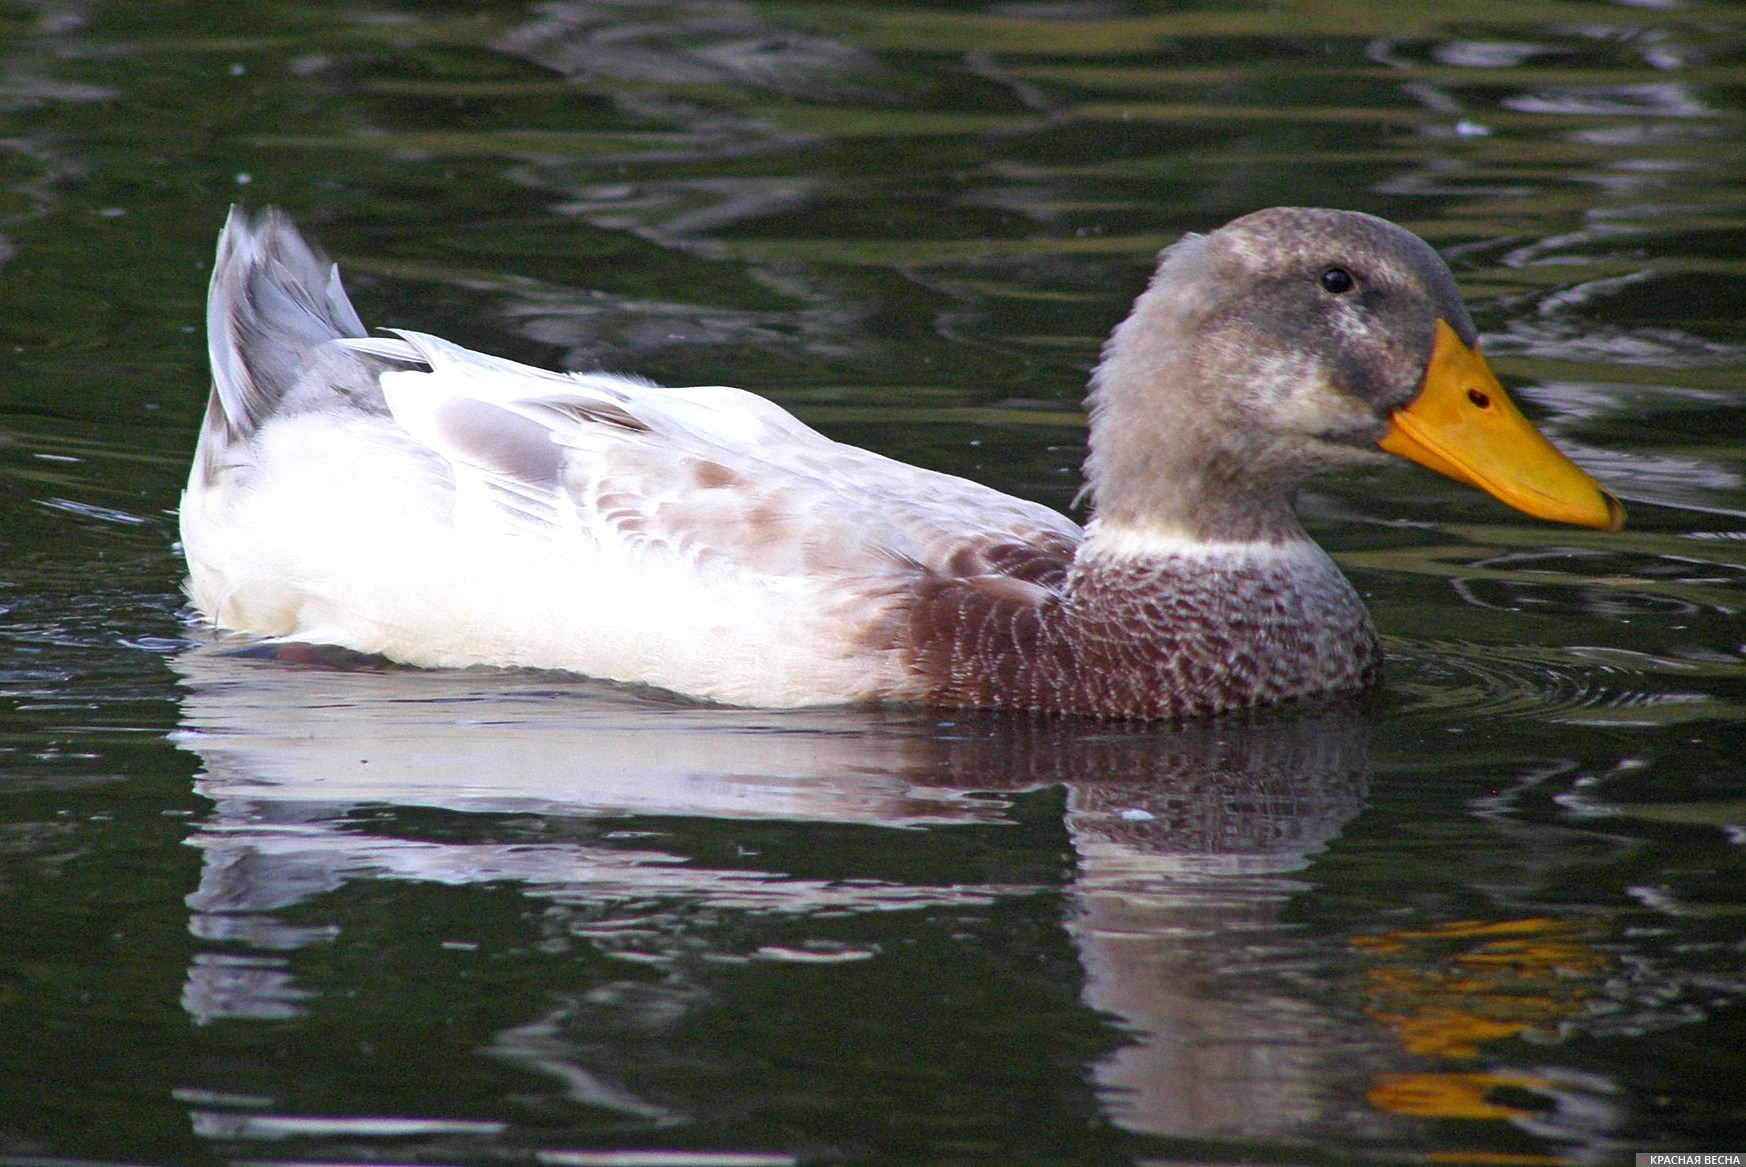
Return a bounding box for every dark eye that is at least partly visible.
[1320,267,1355,294]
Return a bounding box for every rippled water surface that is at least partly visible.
[3,2,1746,1164]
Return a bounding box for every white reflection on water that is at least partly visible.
[169,642,1397,1146]
[1061,746,1377,1142]
[168,639,1649,1157]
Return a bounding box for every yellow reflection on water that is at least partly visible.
[1370,1069,1558,1120]
[1354,915,1612,1161]
[1355,917,1608,1059]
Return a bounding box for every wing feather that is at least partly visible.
[374,330,1082,588]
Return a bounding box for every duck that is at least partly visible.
[180,206,1623,720]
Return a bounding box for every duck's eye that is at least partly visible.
[1320,267,1355,294]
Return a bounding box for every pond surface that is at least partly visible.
[3,1,1746,1164]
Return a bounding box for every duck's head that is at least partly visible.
[1084,206,1624,543]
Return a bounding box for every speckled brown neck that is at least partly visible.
[890,540,1381,720]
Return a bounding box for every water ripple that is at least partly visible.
[1389,639,1736,724]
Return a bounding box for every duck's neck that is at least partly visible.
[1071,517,1333,581]
[1081,239,1313,545]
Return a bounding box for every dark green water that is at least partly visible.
[3,2,1746,1164]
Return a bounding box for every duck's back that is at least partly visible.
[181,209,1084,707]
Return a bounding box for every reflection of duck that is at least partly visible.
[181,207,1620,718]
[171,651,1635,1154]
[171,646,1380,1144]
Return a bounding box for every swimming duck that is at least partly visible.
[181,206,1622,719]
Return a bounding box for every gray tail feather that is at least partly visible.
[202,204,380,466]
[205,206,369,443]
[196,208,432,484]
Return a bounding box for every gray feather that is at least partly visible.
[198,207,423,484]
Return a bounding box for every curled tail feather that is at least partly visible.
[207,206,366,435]
[197,207,418,484]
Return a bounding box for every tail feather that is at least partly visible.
[207,206,366,436]
[196,206,419,484]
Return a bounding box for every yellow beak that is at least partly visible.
[1379,320,1624,531]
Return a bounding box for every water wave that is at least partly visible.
[1387,639,1735,724]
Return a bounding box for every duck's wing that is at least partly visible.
[363,330,1083,592]
[197,205,1078,600]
